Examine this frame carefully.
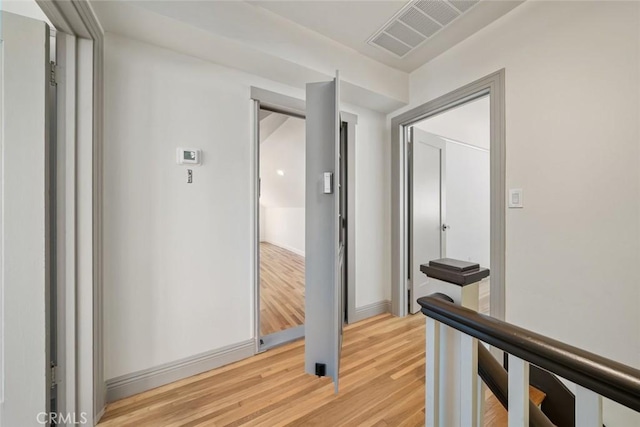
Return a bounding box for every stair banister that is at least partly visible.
[418,295,640,426]
[419,259,490,427]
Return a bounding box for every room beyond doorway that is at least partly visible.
[258,110,307,341]
[390,70,506,320]
[409,95,491,315]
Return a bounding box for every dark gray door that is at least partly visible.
[305,74,343,392]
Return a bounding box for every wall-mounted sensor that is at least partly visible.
[509,188,523,208]
[323,172,333,194]
[177,148,201,165]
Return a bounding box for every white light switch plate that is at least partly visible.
[509,188,523,208]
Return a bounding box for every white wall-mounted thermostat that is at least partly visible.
[177,148,201,165]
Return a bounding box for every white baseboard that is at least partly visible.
[105,339,254,403]
[351,300,391,323]
[262,240,305,257]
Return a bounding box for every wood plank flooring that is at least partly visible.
[100,313,529,426]
[260,242,305,336]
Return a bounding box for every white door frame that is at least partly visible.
[36,0,105,422]
[390,70,506,320]
[250,87,358,353]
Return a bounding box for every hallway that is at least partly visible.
[100,313,520,426]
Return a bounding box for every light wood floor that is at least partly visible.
[99,313,529,426]
[260,242,305,336]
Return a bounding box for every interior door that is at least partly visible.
[0,11,52,425]
[305,73,343,392]
[409,128,446,314]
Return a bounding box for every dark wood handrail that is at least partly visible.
[418,295,640,412]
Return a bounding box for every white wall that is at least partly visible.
[0,0,51,24]
[351,105,392,307]
[260,115,306,254]
[104,33,391,381]
[401,1,640,423]
[263,208,305,256]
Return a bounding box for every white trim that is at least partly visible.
[105,340,255,402]
[0,39,5,408]
[351,300,391,323]
[262,240,305,257]
[56,31,78,422]
[75,35,95,422]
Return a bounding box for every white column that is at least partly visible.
[460,333,478,427]
[424,280,481,426]
[508,355,530,427]
[426,317,440,427]
[575,385,602,427]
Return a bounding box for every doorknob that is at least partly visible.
[442,224,450,231]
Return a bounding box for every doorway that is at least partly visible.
[258,109,307,341]
[251,87,357,353]
[390,70,505,320]
[408,96,491,315]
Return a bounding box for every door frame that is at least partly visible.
[250,87,358,353]
[36,0,106,422]
[390,70,506,320]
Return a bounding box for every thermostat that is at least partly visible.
[177,148,201,165]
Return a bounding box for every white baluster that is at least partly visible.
[477,375,486,426]
[426,317,440,427]
[460,333,478,427]
[508,355,529,427]
[575,385,602,427]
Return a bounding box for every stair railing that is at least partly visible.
[418,294,640,427]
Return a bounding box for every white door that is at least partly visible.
[409,128,446,314]
[0,11,52,425]
[305,73,343,392]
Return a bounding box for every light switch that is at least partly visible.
[509,188,523,208]
[323,172,333,194]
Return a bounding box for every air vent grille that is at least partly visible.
[399,7,441,38]
[368,0,481,58]
[415,0,459,26]
[386,21,426,47]
[372,33,412,57]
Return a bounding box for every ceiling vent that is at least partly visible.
[368,0,480,58]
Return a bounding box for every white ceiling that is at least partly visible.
[1,0,51,25]
[95,0,409,112]
[414,95,490,150]
[251,0,524,72]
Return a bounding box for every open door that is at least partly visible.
[409,128,446,314]
[305,73,343,392]
[0,11,52,425]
